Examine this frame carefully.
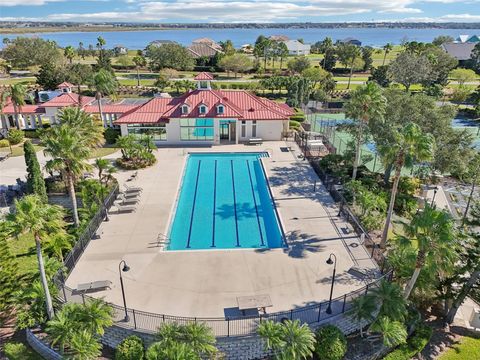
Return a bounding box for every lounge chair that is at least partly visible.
[119,190,141,198]
[247,138,263,145]
[77,280,112,292]
[115,196,140,205]
[123,184,142,192]
[129,171,138,180]
[111,204,136,213]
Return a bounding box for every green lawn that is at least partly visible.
[8,233,37,280]
[0,77,36,85]
[89,146,120,159]
[439,336,480,360]
[9,144,44,157]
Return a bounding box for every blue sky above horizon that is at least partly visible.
[0,0,479,23]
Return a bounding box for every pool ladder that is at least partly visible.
[156,233,170,248]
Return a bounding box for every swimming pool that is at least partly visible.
[167,153,285,250]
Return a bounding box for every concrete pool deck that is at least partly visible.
[65,141,378,318]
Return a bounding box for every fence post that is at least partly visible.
[290,309,293,320]
[81,293,85,305]
[132,309,137,329]
[365,284,369,296]
[317,303,322,322]
[227,318,230,337]
[342,294,347,313]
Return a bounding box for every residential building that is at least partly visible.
[269,35,290,42]
[148,40,177,47]
[187,43,223,59]
[0,74,294,145]
[441,42,476,61]
[113,44,128,55]
[283,40,311,56]
[192,38,223,51]
[455,35,480,43]
[115,72,293,145]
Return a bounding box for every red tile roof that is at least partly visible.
[83,104,140,114]
[41,93,95,108]
[57,81,74,88]
[194,72,214,81]
[1,104,45,114]
[115,89,293,124]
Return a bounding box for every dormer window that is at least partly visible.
[181,104,189,114]
[199,105,208,114]
[198,81,209,90]
[217,105,225,114]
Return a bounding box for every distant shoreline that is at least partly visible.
[1,22,480,35]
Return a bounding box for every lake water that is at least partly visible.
[2,27,480,49]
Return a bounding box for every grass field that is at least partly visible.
[7,144,44,157]
[8,233,38,280]
[89,146,120,159]
[439,336,480,360]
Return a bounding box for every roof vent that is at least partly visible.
[223,96,228,101]
[248,107,255,112]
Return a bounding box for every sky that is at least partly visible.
[0,0,479,23]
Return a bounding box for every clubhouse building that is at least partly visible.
[0,73,293,145]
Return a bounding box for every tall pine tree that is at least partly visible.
[0,222,19,325]
[24,141,48,203]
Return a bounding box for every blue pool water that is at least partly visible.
[168,153,284,250]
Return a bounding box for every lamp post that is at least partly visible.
[118,260,130,322]
[326,253,337,315]
[431,186,438,207]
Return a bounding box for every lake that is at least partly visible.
[2,27,480,49]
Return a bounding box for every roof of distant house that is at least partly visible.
[115,88,293,124]
[1,103,45,114]
[57,81,74,88]
[441,42,476,61]
[194,72,215,80]
[269,35,290,41]
[41,93,95,107]
[187,43,222,58]
[149,40,177,46]
[283,40,311,51]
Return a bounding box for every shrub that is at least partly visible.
[116,335,145,360]
[4,342,34,360]
[23,129,39,138]
[314,325,347,360]
[7,128,24,145]
[104,128,121,145]
[398,177,421,197]
[383,324,432,360]
[290,115,306,122]
[289,120,301,130]
[0,139,9,148]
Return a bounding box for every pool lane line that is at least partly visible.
[186,160,202,249]
[211,160,217,248]
[246,160,265,247]
[230,160,240,247]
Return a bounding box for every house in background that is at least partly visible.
[191,38,223,51]
[269,35,290,42]
[283,40,311,56]
[455,35,480,43]
[148,40,178,47]
[113,44,128,55]
[338,38,362,46]
[115,72,293,145]
[441,42,476,63]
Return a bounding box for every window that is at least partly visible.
[181,105,189,114]
[252,120,257,138]
[180,118,214,141]
[127,123,167,141]
[241,120,246,138]
[217,105,224,114]
[199,105,207,114]
[199,81,209,89]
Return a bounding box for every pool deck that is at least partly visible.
[65,141,378,318]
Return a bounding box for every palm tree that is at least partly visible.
[379,122,435,248]
[1,84,28,129]
[94,158,110,185]
[64,45,76,64]
[369,280,407,321]
[382,43,393,66]
[76,298,113,336]
[67,329,102,360]
[258,320,315,360]
[349,295,376,337]
[146,342,198,360]
[369,316,407,347]
[92,69,117,127]
[44,232,73,262]
[7,195,67,320]
[42,125,91,227]
[42,108,103,227]
[132,55,147,86]
[345,82,386,180]
[46,304,77,354]
[397,204,457,299]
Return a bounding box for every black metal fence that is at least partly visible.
[53,167,392,338]
[56,269,392,337]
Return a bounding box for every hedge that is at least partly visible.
[0,139,9,148]
[7,129,24,145]
[115,335,145,360]
[383,324,432,360]
[290,115,306,122]
[314,325,347,360]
